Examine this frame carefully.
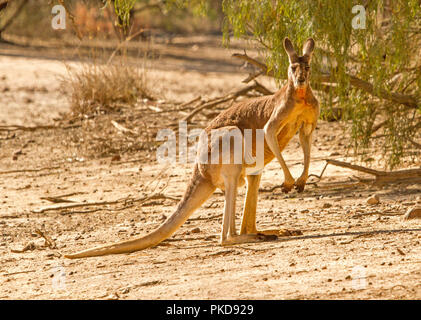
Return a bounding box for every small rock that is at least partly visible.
[191,227,200,234]
[403,207,421,220]
[300,209,309,213]
[366,195,380,205]
[111,154,121,162]
[323,203,332,209]
[121,287,130,294]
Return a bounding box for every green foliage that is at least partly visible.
[112,0,137,29]
[175,0,421,168]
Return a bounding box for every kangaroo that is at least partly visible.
[64,37,319,259]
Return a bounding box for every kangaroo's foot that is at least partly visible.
[220,233,278,246]
[281,180,295,193]
[294,176,307,193]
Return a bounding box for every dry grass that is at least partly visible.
[64,62,154,115]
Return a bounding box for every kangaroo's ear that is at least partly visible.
[284,37,298,62]
[303,38,315,58]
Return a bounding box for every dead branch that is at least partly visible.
[183,81,272,123]
[325,159,421,183]
[106,28,146,65]
[242,70,265,84]
[0,166,60,175]
[2,269,36,276]
[0,0,28,36]
[175,96,202,111]
[232,52,419,109]
[40,197,75,204]
[58,0,83,40]
[10,242,37,253]
[371,120,387,134]
[408,137,421,149]
[308,162,329,182]
[35,229,57,249]
[232,53,272,76]
[0,124,81,132]
[32,193,181,214]
[111,120,138,135]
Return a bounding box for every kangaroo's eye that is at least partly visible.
[305,66,310,70]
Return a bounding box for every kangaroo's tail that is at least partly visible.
[64,165,215,259]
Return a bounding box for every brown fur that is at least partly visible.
[64,37,319,258]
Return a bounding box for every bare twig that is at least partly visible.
[0,166,60,175]
[40,197,75,204]
[0,0,28,36]
[308,162,329,182]
[32,193,180,214]
[408,137,421,149]
[111,120,138,135]
[35,229,57,249]
[106,28,146,65]
[0,124,81,132]
[174,96,202,111]
[183,81,272,123]
[2,269,36,276]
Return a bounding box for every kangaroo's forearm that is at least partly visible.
[299,130,312,179]
[264,130,294,182]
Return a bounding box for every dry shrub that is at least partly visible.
[65,62,153,115]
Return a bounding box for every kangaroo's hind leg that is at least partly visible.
[240,174,296,238]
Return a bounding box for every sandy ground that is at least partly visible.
[0,44,420,300]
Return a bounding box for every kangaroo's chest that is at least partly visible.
[276,101,317,148]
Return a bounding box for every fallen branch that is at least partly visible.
[10,242,37,253]
[0,0,28,37]
[35,229,57,249]
[0,124,80,132]
[2,269,36,276]
[308,162,329,182]
[325,159,421,184]
[32,193,181,214]
[183,81,272,123]
[175,96,202,111]
[111,120,138,135]
[0,166,60,175]
[408,137,421,149]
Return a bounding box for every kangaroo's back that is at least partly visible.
[207,85,288,132]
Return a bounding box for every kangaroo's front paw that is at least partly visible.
[294,177,307,193]
[281,181,295,193]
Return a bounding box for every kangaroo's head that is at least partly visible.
[284,37,315,90]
